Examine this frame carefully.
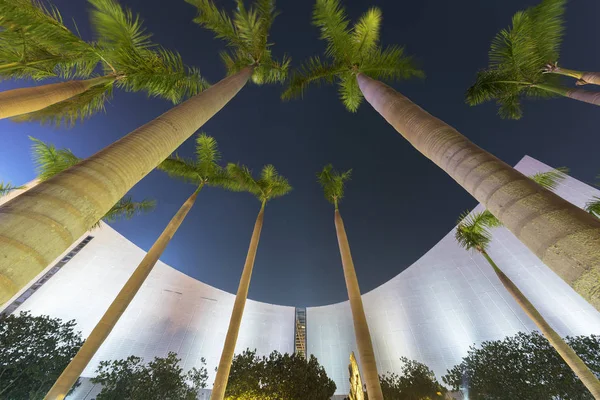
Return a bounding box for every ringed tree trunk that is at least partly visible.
[44,188,201,400]
[0,67,252,305]
[548,67,600,86]
[534,84,600,107]
[0,76,115,119]
[481,251,600,398]
[334,209,384,400]
[356,73,600,311]
[0,178,40,207]
[211,203,265,400]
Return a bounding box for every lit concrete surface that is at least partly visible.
[13,156,600,397]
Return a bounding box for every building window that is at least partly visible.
[1,236,94,316]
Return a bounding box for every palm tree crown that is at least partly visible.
[457,168,568,251]
[30,137,155,227]
[586,198,600,218]
[1,0,208,125]
[466,0,567,119]
[0,0,99,80]
[158,133,239,191]
[227,163,291,204]
[0,182,23,196]
[317,164,351,209]
[185,0,289,85]
[282,0,423,112]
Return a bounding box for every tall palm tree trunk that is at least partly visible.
[356,73,600,311]
[0,178,40,206]
[0,67,252,305]
[211,203,265,400]
[481,250,600,398]
[549,67,600,86]
[534,84,600,107]
[334,209,383,400]
[0,76,115,119]
[43,188,201,400]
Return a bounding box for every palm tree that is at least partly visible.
[455,171,600,398]
[0,182,23,197]
[211,163,291,400]
[0,0,287,305]
[317,164,383,400]
[0,0,207,123]
[45,134,239,399]
[30,137,155,227]
[466,0,600,119]
[284,0,600,312]
[282,1,423,111]
[587,198,600,219]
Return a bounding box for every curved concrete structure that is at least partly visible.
[10,156,600,396]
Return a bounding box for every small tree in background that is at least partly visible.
[0,311,83,399]
[443,332,600,399]
[379,358,446,400]
[225,349,336,400]
[91,352,207,400]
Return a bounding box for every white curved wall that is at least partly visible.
[307,156,600,394]
[14,224,295,385]
[14,156,600,396]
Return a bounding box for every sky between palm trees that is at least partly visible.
[0,0,599,306]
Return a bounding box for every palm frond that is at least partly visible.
[281,56,344,100]
[585,197,600,218]
[195,133,222,178]
[30,136,80,181]
[114,46,209,103]
[313,0,352,62]
[98,196,155,227]
[497,93,523,120]
[0,181,24,196]
[226,163,262,198]
[361,45,424,82]
[468,0,567,118]
[455,210,499,252]
[89,0,151,54]
[285,0,420,110]
[187,0,287,85]
[351,7,381,56]
[158,156,202,185]
[160,134,237,190]
[530,167,568,190]
[0,0,100,79]
[338,73,362,112]
[258,164,291,201]
[12,82,113,126]
[528,0,566,64]
[186,0,243,49]
[227,163,291,203]
[317,164,352,207]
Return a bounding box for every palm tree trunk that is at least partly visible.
[533,83,600,107]
[481,250,600,399]
[334,209,383,400]
[211,202,265,400]
[0,76,115,119]
[0,67,252,306]
[356,73,600,311]
[44,187,202,400]
[0,178,40,207]
[548,67,600,86]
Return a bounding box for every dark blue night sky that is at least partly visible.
[1,0,599,307]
